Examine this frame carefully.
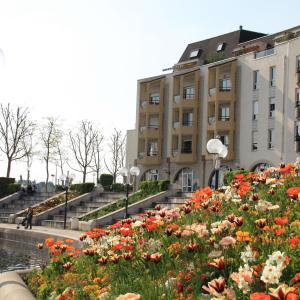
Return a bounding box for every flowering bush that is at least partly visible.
[25,160,300,299]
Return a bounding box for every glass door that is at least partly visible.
[182,168,193,192]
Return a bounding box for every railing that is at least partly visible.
[149,99,160,105]
[254,48,275,59]
[219,87,231,92]
[147,150,158,156]
[183,94,195,100]
[208,116,216,125]
[182,121,193,126]
[209,88,216,96]
[181,147,192,154]
[148,124,159,129]
[218,116,230,121]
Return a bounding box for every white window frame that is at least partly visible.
[270,66,276,87]
[183,86,195,100]
[217,43,224,52]
[268,129,274,149]
[269,97,275,118]
[253,70,259,90]
[189,49,199,58]
[253,101,259,120]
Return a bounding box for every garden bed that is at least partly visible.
[25,162,300,299]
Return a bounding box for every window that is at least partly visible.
[219,104,230,121]
[217,43,225,52]
[295,121,300,141]
[219,79,231,91]
[149,115,159,129]
[253,101,259,120]
[252,131,258,151]
[147,141,158,156]
[181,137,192,153]
[297,89,300,107]
[189,49,200,58]
[149,93,160,104]
[269,97,275,118]
[182,111,193,126]
[297,56,300,72]
[253,70,259,90]
[219,134,229,147]
[268,129,274,149]
[183,86,194,99]
[145,169,159,181]
[270,66,276,87]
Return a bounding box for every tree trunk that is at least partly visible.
[45,160,49,192]
[6,159,12,178]
[83,168,86,183]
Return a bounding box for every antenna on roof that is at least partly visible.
[239,25,243,30]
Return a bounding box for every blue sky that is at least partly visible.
[0,0,299,181]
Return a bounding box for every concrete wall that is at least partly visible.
[126,129,138,168]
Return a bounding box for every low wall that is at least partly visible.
[0,271,35,300]
[0,192,19,206]
[79,189,177,230]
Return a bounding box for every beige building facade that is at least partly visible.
[127,26,300,191]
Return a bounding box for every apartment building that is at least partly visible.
[127,25,300,191]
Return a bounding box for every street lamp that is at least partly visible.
[59,172,76,229]
[119,166,140,219]
[206,137,228,190]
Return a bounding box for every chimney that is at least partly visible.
[239,25,243,31]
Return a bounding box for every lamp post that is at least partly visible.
[59,172,76,229]
[206,137,228,190]
[119,166,140,219]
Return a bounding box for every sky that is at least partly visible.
[0,0,299,183]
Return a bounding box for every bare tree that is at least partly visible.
[0,103,34,177]
[40,117,62,192]
[68,120,96,183]
[91,129,104,184]
[104,128,126,183]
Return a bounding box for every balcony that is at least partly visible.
[148,124,159,129]
[181,147,192,154]
[183,94,195,100]
[138,152,145,160]
[182,120,193,127]
[140,101,147,109]
[139,126,146,133]
[147,150,158,156]
[173,121,180,129]
[219,87,231,92]
[218,116,230,121]
[149,99,160,105]
[254,48,275,59]
[172,149,178,157]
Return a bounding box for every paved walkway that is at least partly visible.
[0,223,84,240]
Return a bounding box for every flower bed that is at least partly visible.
[19,192,80,216]
[25,161,300,299]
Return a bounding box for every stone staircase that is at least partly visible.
[41,193,123,229]
[0,192,56,223]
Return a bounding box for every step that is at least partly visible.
[41,220,71,229]
[0,212,15,217]
[155,203,183,209]
[0,217,9,223]
[90,198,112,204]
[52,215,74,221]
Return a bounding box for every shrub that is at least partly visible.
[0,177,16,197]
[100,174,113,191]
[70,183,95,194]
[111,183,124,192]
[7,183,21,194]
[140,180,159,194]
[158,180,170,191]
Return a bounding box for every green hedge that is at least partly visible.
[0,177,17,198]
[100,174,113,191]
[111,183,125,192]
[70,183,95,194]
[140,180,170,194]
[7,183,21,194]
[158,180,170,191]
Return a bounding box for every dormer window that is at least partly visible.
[189,49,200,58]
[217,43,225,52]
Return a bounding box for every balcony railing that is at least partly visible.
[254,48,275,59]
[209,88,216,96]
[173,121,180,129]
[149,99,160,105]
[181,147,192,154]
[182,120,193,127]
[183,94,195,100]
[147,150,158,156]
[218,116,230,121]
[219,87,231,92]
[148,124,159,129]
